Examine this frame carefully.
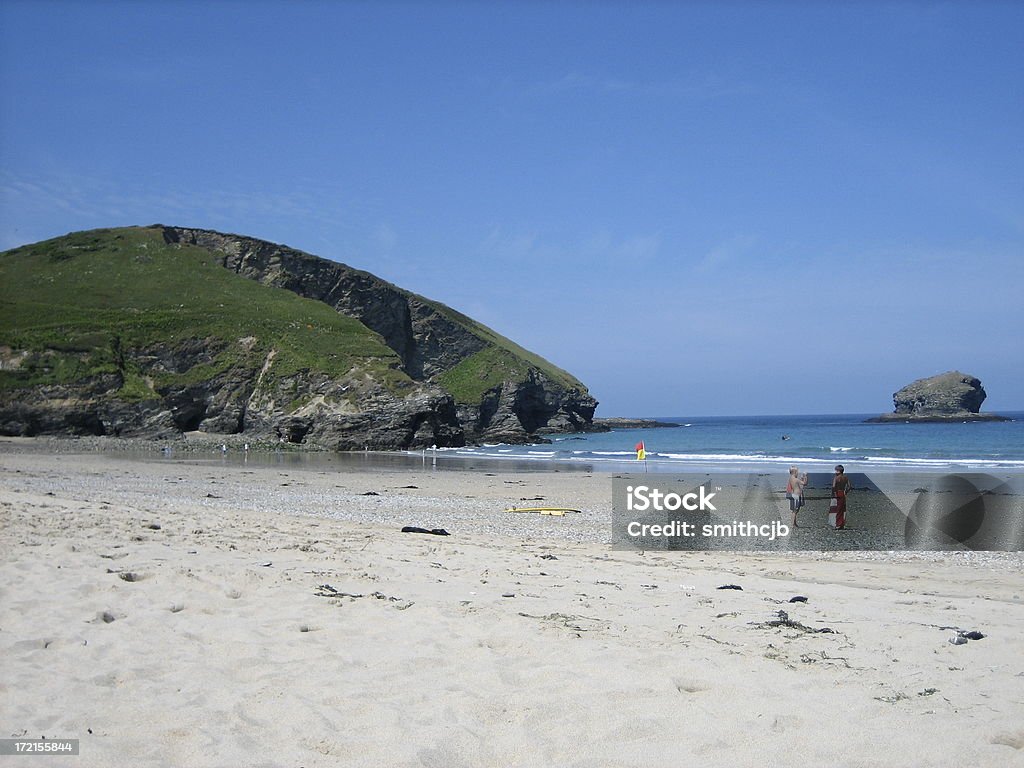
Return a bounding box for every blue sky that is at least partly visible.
[1,1,1022,415]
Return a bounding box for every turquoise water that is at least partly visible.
[435,413,1024,471]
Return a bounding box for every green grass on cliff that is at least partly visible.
[436,346,533,404]
[0,227,410,397]
[420,298,585,402]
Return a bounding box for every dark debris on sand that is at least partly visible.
[755,610,836,634]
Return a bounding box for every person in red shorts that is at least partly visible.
[831,464,851,529]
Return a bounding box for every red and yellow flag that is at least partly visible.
[635,441,646,461]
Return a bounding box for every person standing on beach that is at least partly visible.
[786,466,805,528]
[832,464,851,529]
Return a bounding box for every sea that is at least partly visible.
[425,413,1024,473]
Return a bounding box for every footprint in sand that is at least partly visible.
[41,637,88,650]
[991,731,1024,750]
[11,638,57,651]
[672,678,709,694]
[91,672,120,688]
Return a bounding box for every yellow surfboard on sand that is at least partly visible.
[504,507,582,516]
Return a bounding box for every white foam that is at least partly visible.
[657,452,770,462]
[861,456,1024,469]
[421,444,1024,472]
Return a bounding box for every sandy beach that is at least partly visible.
[2,443,1023,767]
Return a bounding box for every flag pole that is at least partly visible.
[636,440,648,473]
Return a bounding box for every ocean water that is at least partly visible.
[434,413,1024,472]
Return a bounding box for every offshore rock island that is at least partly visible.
[0,225,597,448]
[591,417,682,430]
[866,371,1010,423]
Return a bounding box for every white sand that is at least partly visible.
[1,447,1023,767]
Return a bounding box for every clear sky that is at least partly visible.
[1,1,1021,416]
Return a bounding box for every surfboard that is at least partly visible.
[504,507,582,516]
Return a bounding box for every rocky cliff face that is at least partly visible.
[161,226,597,443]
[0,226,596,448]
[0,338,465,449]
[456,369,598,444]
[866,371,1008,423]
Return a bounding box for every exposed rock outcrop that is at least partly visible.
[592,418,682,430]
[866,371,1010,423]
[0,338,465,449]
[161,226,596,442]
[455,370,598,444]
[0,226,598,447]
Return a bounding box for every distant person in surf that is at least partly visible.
[786,465,805,527]
[831,464,851,529]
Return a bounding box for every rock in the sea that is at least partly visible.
[591,417,682,431]
[866,371,1009,423]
